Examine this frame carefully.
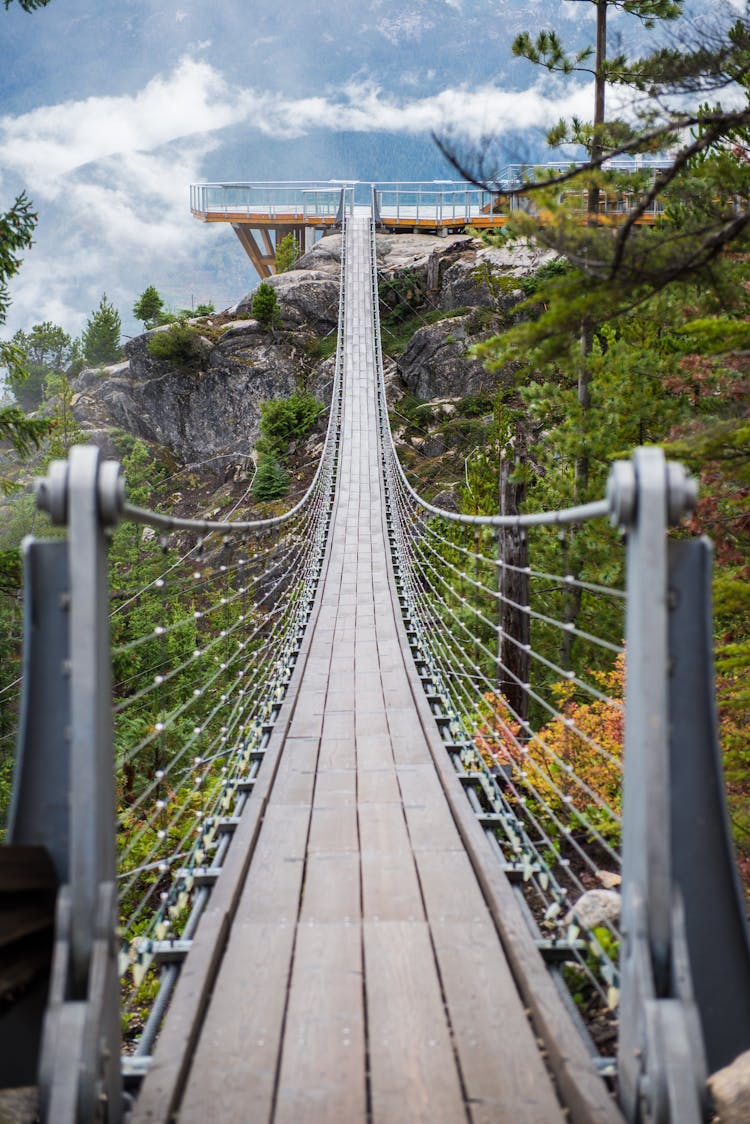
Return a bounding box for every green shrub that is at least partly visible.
[194,302,215,317]
[275,233,300,274]
[257,391,324,458]
[146,323,203,370]
[458,393,494,418]
[251,282,281,329]
[251,456,289,500]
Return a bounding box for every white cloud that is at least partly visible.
[0,55,598,197]
[0,54,606,338]
[0,57,243,198]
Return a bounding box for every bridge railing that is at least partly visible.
[190,170,676,231]
[3,224,347,1120]
[190,181,354,220]
[371,181,496,225]
[368,218,750,1122]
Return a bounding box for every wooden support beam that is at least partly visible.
[231,224,275,279]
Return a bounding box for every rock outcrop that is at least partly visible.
[70,230,552,465]
[73,325,301,463]
[396,312,501,400]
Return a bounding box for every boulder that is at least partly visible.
[73,334,304,463]
[710,1049,750,1124]
[438,242,558,312]
[431,489,460,512]
[396,313,499,400]
[564,888,621,930]
[237,270,339,334]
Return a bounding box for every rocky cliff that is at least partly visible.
[69,231,552,467]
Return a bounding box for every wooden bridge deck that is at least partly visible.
[132,218,613,1124]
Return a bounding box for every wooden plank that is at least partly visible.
[274,923,366,1124]
[414,850,489,925]
[0,902,54,948]
[238,804,309,924]
[0,846,56,892]
[313,770,357,807]
[361,852,423,922]
[178,921,296,1124]
[301,854,360,923]
[356,733,392,771]
[292,689,326,716]
[431,921,566,1124]
[402,800,463,852]
[325,689,355,713]
[389,728,433,767]
[322,710,355,741]
[357,803,410,855]
[269,746,318,807]
[317,737,356,771]
[363,921,466,1123]
[396,763,447,805]
[307,805,359,854]
[287,708,324,740]
[357,769,400,804]
[355,709,388,738]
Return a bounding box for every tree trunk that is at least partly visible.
[497,452,530,724]
[588,0,607,218]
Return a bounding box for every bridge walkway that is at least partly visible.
[133,217,568,1122]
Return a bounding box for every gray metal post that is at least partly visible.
[668,539,750,1074]
[372,185,383,230]
[32,445,125,1122]
[609,448,708,1123]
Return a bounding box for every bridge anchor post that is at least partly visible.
[609,447,750,1122]
[20,445,125,1121]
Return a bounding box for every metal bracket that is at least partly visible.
[602,449,719,1124]
[30,446,125,1121]
[618,888,707,1123]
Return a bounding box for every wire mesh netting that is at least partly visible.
[370,221,626,1047]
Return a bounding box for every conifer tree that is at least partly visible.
[10,321,73,409]
[512,0,683,212]
[275,233,300,274]
[251,282,282,331]
[81,293,122,366]
[0,193,51,454]
[133,285,165,328]
[251,455,289,501]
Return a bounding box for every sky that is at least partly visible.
[0,0,738,344]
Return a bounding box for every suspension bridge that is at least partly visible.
[3,205,750,1123]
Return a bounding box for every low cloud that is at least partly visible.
[0,55,599,338]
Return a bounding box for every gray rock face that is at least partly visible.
[237,270,340,334]
[438,243,558,311]
[72,328,303,463]
[396,312,501,400]
[69,231,554,467]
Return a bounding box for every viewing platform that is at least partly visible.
[189,163,672,277]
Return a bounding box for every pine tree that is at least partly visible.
[81,293,122,366]
[251,455,289,501]
[133,285,164,328]
[10,321,73,410]
[251,282,282,330]
[275,233,300,274]
[513,0,683,208]
[0,193,51,454]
